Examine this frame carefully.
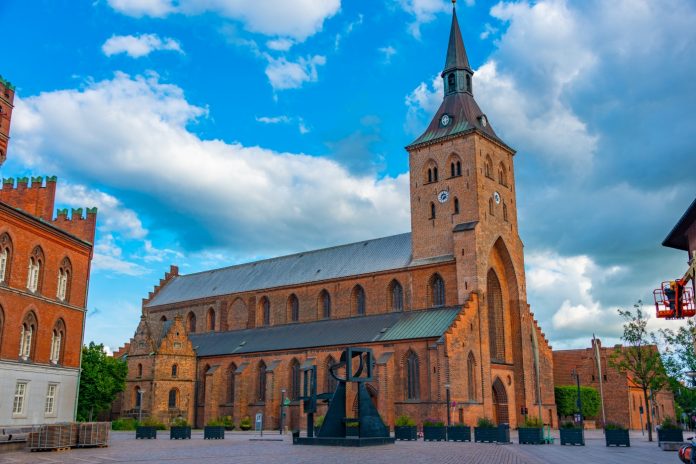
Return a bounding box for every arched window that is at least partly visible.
[135,386,142,408]
[160,315,167,322]
[228,363,237,404]
[406,350,420,400]
[171,364,178,377]
[503,203,508,222]
[319,290,331,319]
[466,74,472,92]
[288,294,299,322]
[19,311,37,360]
[427,168,433,183]
[498,162,507,186]
[257,361,267,402]
[447,72,455,90]
[457,161,462,176]
[451,162,456,177]
[187,312,196,333]
[168,388,177,408]
[326,356,338,393]
[389,280,404,312]
[448,155,462,178]
[27,246,44,293]
[484,155,493,179]
[433,166,439,181]
[290,358,301,400]
[430,202,436,219]
[50,319,65,364]
[57,257,72,302]
[260,297,271,326]
[430,274,445,307]
[0,305,4,351]
[137,363,143,378]
[454,197,460,214]
[352,285,366,316]
[487,269,505,362]
[489,198,494,216]
[0,233,12,284]
[467,352,477,401]
[207,307,216,331]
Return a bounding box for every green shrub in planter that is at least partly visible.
[345,421,360,437]
[518,416,543,445]
[239,416,252,431]
[394,415,417,441]
[604,422,629,447]
[135,426,157,439]
[559,422,584,446]
[314,415,325,432]
[170,418,191,440]
[474,417,498,443]
[423,419,446,442]
[657,417,683,444]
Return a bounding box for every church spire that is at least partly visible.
[442,3,473,96]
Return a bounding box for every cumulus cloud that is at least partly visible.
[255,115,310,134]
[93,234,150,276]
[264,54,326,91]
[404,74,442,135]
[102,33,183,58]
[266,38,294,52]
[108,0,341,42]
[397,0,451,39]
[334,14,364,51]
[378,46,397,63]
[12,73,410,258]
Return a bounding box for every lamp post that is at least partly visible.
[445,384,451,427]
[571,369,583,428]
[280,389,286,435]
[138,389,146,423]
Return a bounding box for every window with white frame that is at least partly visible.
[50,330,62,363]
[13,382,27,415]
[57,258,71,302]
[57,269,67,300]
[20,324,32,358]
[45,384,57,415]
[0,233,12,284]
[0,248,7,283]
[27,257,40,292]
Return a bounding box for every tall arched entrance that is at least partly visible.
[492,378,509,425]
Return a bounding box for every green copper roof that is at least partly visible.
[444,7,471,73]
[0,75,15,91]
[380,307,460,341]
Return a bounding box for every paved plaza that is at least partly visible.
[0,430,680,464]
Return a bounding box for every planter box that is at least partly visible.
[346,426,359,437]
[394,426,417,441]
[447,426,471,442]
[423,426,446,442]
[474,427,498,443]
[560,428,584,446]
[518,427,543,445]
[658,428,683,444]
[605,429,630,447]
[170,426,191,440]
[135,426,157,439]
[204,426,225,440]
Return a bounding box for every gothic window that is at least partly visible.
[467,352,477,401]
[228,363,237,404]
[457,161,462,176]
[27,246,44,293]
[261,297,271,326]
[485,155,493,179]
[430,274,445,307]
[454,197,460,214]
[487,269,506,362]
[137,363,143,378]
[288,294,299,322]
[433,166,439,181]
[449,155,462,178]
[257,361,267,402]
[405,350,420,400]
[168,388,177,408]
[466,74,472,92]
[0,305,4,352]
[352,285,366,316]
[498,163,507,186]
[207,307,216,331]
[389,280,404,312]
[187,312,196,333]
[447,72,455,91]
[319,290,331,319]
[430,202,436,219]
[172,364,178,377]
[489,198,494,216]
[427,168,433,183]
[19,311,37,360]
[290,358,301,400]
[0,233,12,284]
[326,356,338,393]
[49,319,65,364]
[56,257,71,302]
[503,203,508,222]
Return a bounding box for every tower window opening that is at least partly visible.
[430,202,436,219]
[447,73,455,91]
[454,197,460,215]
[427,168,432,183]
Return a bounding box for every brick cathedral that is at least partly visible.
[116,6,558,429]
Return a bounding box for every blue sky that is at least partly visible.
[2,0,695,352]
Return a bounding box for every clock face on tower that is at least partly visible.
[493,191,501,204]
[440,114,451,127]
[437,190,450,203]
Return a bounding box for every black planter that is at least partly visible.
[605,429,630,447]
[346,426,359,437]
[423,426,446,441]
[204,426,225,439]
[394,426,417,441]
[518,427,543,444]
[446,426,471,442]
[560,428,584,446]
[657,428,683,444]
[474,427,498,443]
[170,426,192,440]
[136,426,157,439]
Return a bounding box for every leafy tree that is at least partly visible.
[609,301,668,442]
[661,318,696,423]
[77,342,127,421]
[554,386,601,418]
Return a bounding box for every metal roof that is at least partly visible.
[146,233,444,308]
[663,197,696,251]
[444,7,471,73]
[188,307,461,357]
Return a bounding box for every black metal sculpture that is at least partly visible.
[294,347,394,446]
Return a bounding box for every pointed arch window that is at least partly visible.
[427,168,433,183]
[487,269,506,362]
[406,350,420,400]
[50,319,65,364]
[430,274,445,307]
[207,307,216,331]
[261,297,271,326]
[290,359,301,400]
[57,257,72,302]
[187,312,196,333]
[467,352,477,401]
[168,388,178,408]
[433,166,439,181]
[0,233,12,284]
[172,364,178,377]
[326,356,338,393]
[447,72,455,91]
[498,162,507,186]
[27,246,44,293]
[454,197,460,214]
[137,363,143,378]
[389,280,404,312]
[19,311,37,360]
[503,203,508,222]
[484,155,493,179]
[352,285,366,316]
[489,198,495,216]
[320,290,331,319]
[257,361,267,402]
[288,294,299,322]
[0,305,4,352]
[228,363,237,404]
[457,161,462,176]
[430,202,436,219]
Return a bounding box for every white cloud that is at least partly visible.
[404,74,442,135]
[264,54,326,90]
[102,34,183,58]
[93,234,150,276]
[334,14,364,51]
[378,46,397,63]
[108,0,341,42]
[12,73,410,256]
[255,115,291,124]
[397,0,451,38]
[480,22,498,40]
[266,38,294,52]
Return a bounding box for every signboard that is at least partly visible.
[284,397,291,406]
[255,412,263,433]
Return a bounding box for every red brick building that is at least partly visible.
[118,6,558,430]
[553,339,675,430]
[0,75,97,425]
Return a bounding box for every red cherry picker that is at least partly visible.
[653,257,696,319]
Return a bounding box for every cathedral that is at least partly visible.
[116,6,557,430]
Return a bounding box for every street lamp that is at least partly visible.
[138,389,146,423]
[571,370,583,428]
[280,389,286,435]
[445,384,451,427]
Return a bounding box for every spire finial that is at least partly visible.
[452,0,456,4]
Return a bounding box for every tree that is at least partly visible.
[77,342,127,421]
[609,301,668,442]
[661,318,696,424]
[554,386,601,418]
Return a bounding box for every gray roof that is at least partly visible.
[189,307,461,357]
[146,233,452,308]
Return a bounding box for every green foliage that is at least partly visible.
[554,386,601,418]
[450,422,467,428]
[314,415,324,429]
[239,416,252,430]
[476,417,495,428]
[560,421,580,429]
[395,414,415,427]
[521,416,543,428]
[422,419,444,427]
[77,342,128,422]
[661,417,680,430]
[222,416,235,429]
[171,417,189,427]
[111,418,138,430]
[140,417,166,430]
[604,421,627,431]
[206,418,225,427]
[660,318,696,415]
[345,421,360,427]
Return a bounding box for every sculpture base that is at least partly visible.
[293,436,395,447]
